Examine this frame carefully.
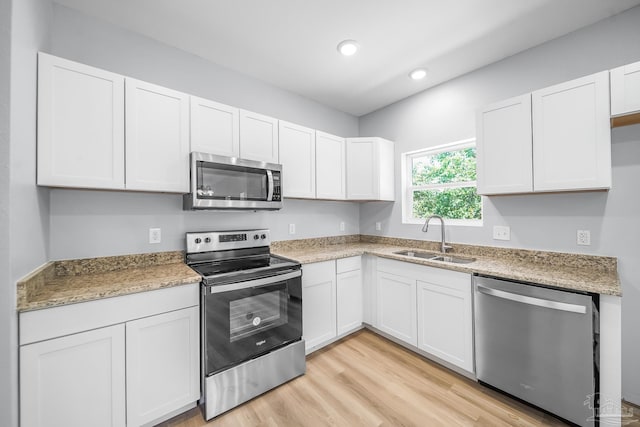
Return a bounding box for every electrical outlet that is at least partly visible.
[577,230,591,246]
[149,228,161,244]
[289,223,296,235]
[492,225,511,241]
[375,222,382,231]
[339,221,345,232]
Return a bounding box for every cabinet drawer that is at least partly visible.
[337,256,361,274]
[20,283,199,345]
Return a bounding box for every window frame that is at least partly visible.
[401,138,483,226]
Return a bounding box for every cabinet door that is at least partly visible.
[302,261,337,353]
[239,110,279,163]
[279,121,316,198]
[346,138,378,199]
[20,324,126,427]
[126,306,200,427]
[376,271,417,346]
[417,270,473,373]
[315,131,346,199]
[476,94,533,195]
[125,78,190,192]
[190,96,239,157]
[337,268,363,335]
[37,53,125,189]
[532,71,611,192]
[611,60,640,116]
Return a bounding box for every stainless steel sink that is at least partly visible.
[393,250,475,264]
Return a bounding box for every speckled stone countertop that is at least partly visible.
[17,251,201,312]
[272,235,621,296]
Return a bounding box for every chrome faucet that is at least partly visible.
[422,214,452,253]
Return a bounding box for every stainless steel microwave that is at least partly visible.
[183,152,282,210]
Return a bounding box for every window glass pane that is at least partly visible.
[412,147,476,186]
[412,187,481,220]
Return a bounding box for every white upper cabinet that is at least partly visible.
[278,121,316,198]
[37,52,125,189]
[532,71,611,192]
[190,96,239,157]
[315,131,346,200]
[239,109,279,163]
[346,137,394,201]
[125,78,190,193]
[476,94,533,195]
[610,60,640,117]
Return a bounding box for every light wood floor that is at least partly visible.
[160,330,639,427]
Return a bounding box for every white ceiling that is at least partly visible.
[54,0,640,116]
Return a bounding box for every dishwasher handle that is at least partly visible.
[476,284,587,314]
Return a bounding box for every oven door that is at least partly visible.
[203,269,302,376]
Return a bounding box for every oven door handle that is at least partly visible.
[208,269,301,294]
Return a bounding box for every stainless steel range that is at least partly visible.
[185,229,305,420]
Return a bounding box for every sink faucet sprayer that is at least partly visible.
[422,214,452,254]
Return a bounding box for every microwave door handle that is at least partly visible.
[266,170,274,201]
[476,284,587,314]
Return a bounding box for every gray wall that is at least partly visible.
[6,0,52,426]
[47,4,361,260]
[359,6,640,403]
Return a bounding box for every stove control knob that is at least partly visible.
[261,234,267,240]
[204,237,211,243]
[253,234,259,240]
[194,238,202,244]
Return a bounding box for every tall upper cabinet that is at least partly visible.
[610,60,640,117]
[190,96,240,157]
[37,53,125,189]
[346,137,394,201]
[125,78,190,193]
[279,121,316,199]
[239,110,279,163]
[316,131,346,200]
[476,71,611,194]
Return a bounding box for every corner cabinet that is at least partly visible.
[610,60,640,117]
[239,109,279,163]
[346,137,395,201]
[19,284,200,427]
[37,52,125,189]
[190,96,240,157]
[315,131,346,200]
[279,121,316,198]
[476,71,611,194]
[125,78,190,193]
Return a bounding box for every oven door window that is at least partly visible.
[204,279,302,375]
[197,162,268,201]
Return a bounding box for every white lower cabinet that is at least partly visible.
[20,324,127,427]
[302,256,363,353]
[19,284,200,427]
[126,307,200,427]
[302,260,337,352]
[375,258,473,373]
[376,271,417,346]
[416,268,473,373]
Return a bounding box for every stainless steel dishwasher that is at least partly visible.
[474,275,598,426]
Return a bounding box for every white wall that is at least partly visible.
[6,0,52,426]
[359,6,640,403]
[47,4,361,259]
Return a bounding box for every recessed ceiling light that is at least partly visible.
[409,68,427,80]
[337,40,359,56]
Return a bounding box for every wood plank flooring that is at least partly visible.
[159,330,638,427]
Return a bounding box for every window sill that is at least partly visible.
[403,218,483,227]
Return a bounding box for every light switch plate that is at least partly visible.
[339,221,345,232]
[493,225,511,241]
[375,222,382,231]
[577,230,591,246]
[288,223,296,235]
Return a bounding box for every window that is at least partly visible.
[402,138,482,225]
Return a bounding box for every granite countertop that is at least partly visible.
[17,251,201,312]
[272,235,621,296]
